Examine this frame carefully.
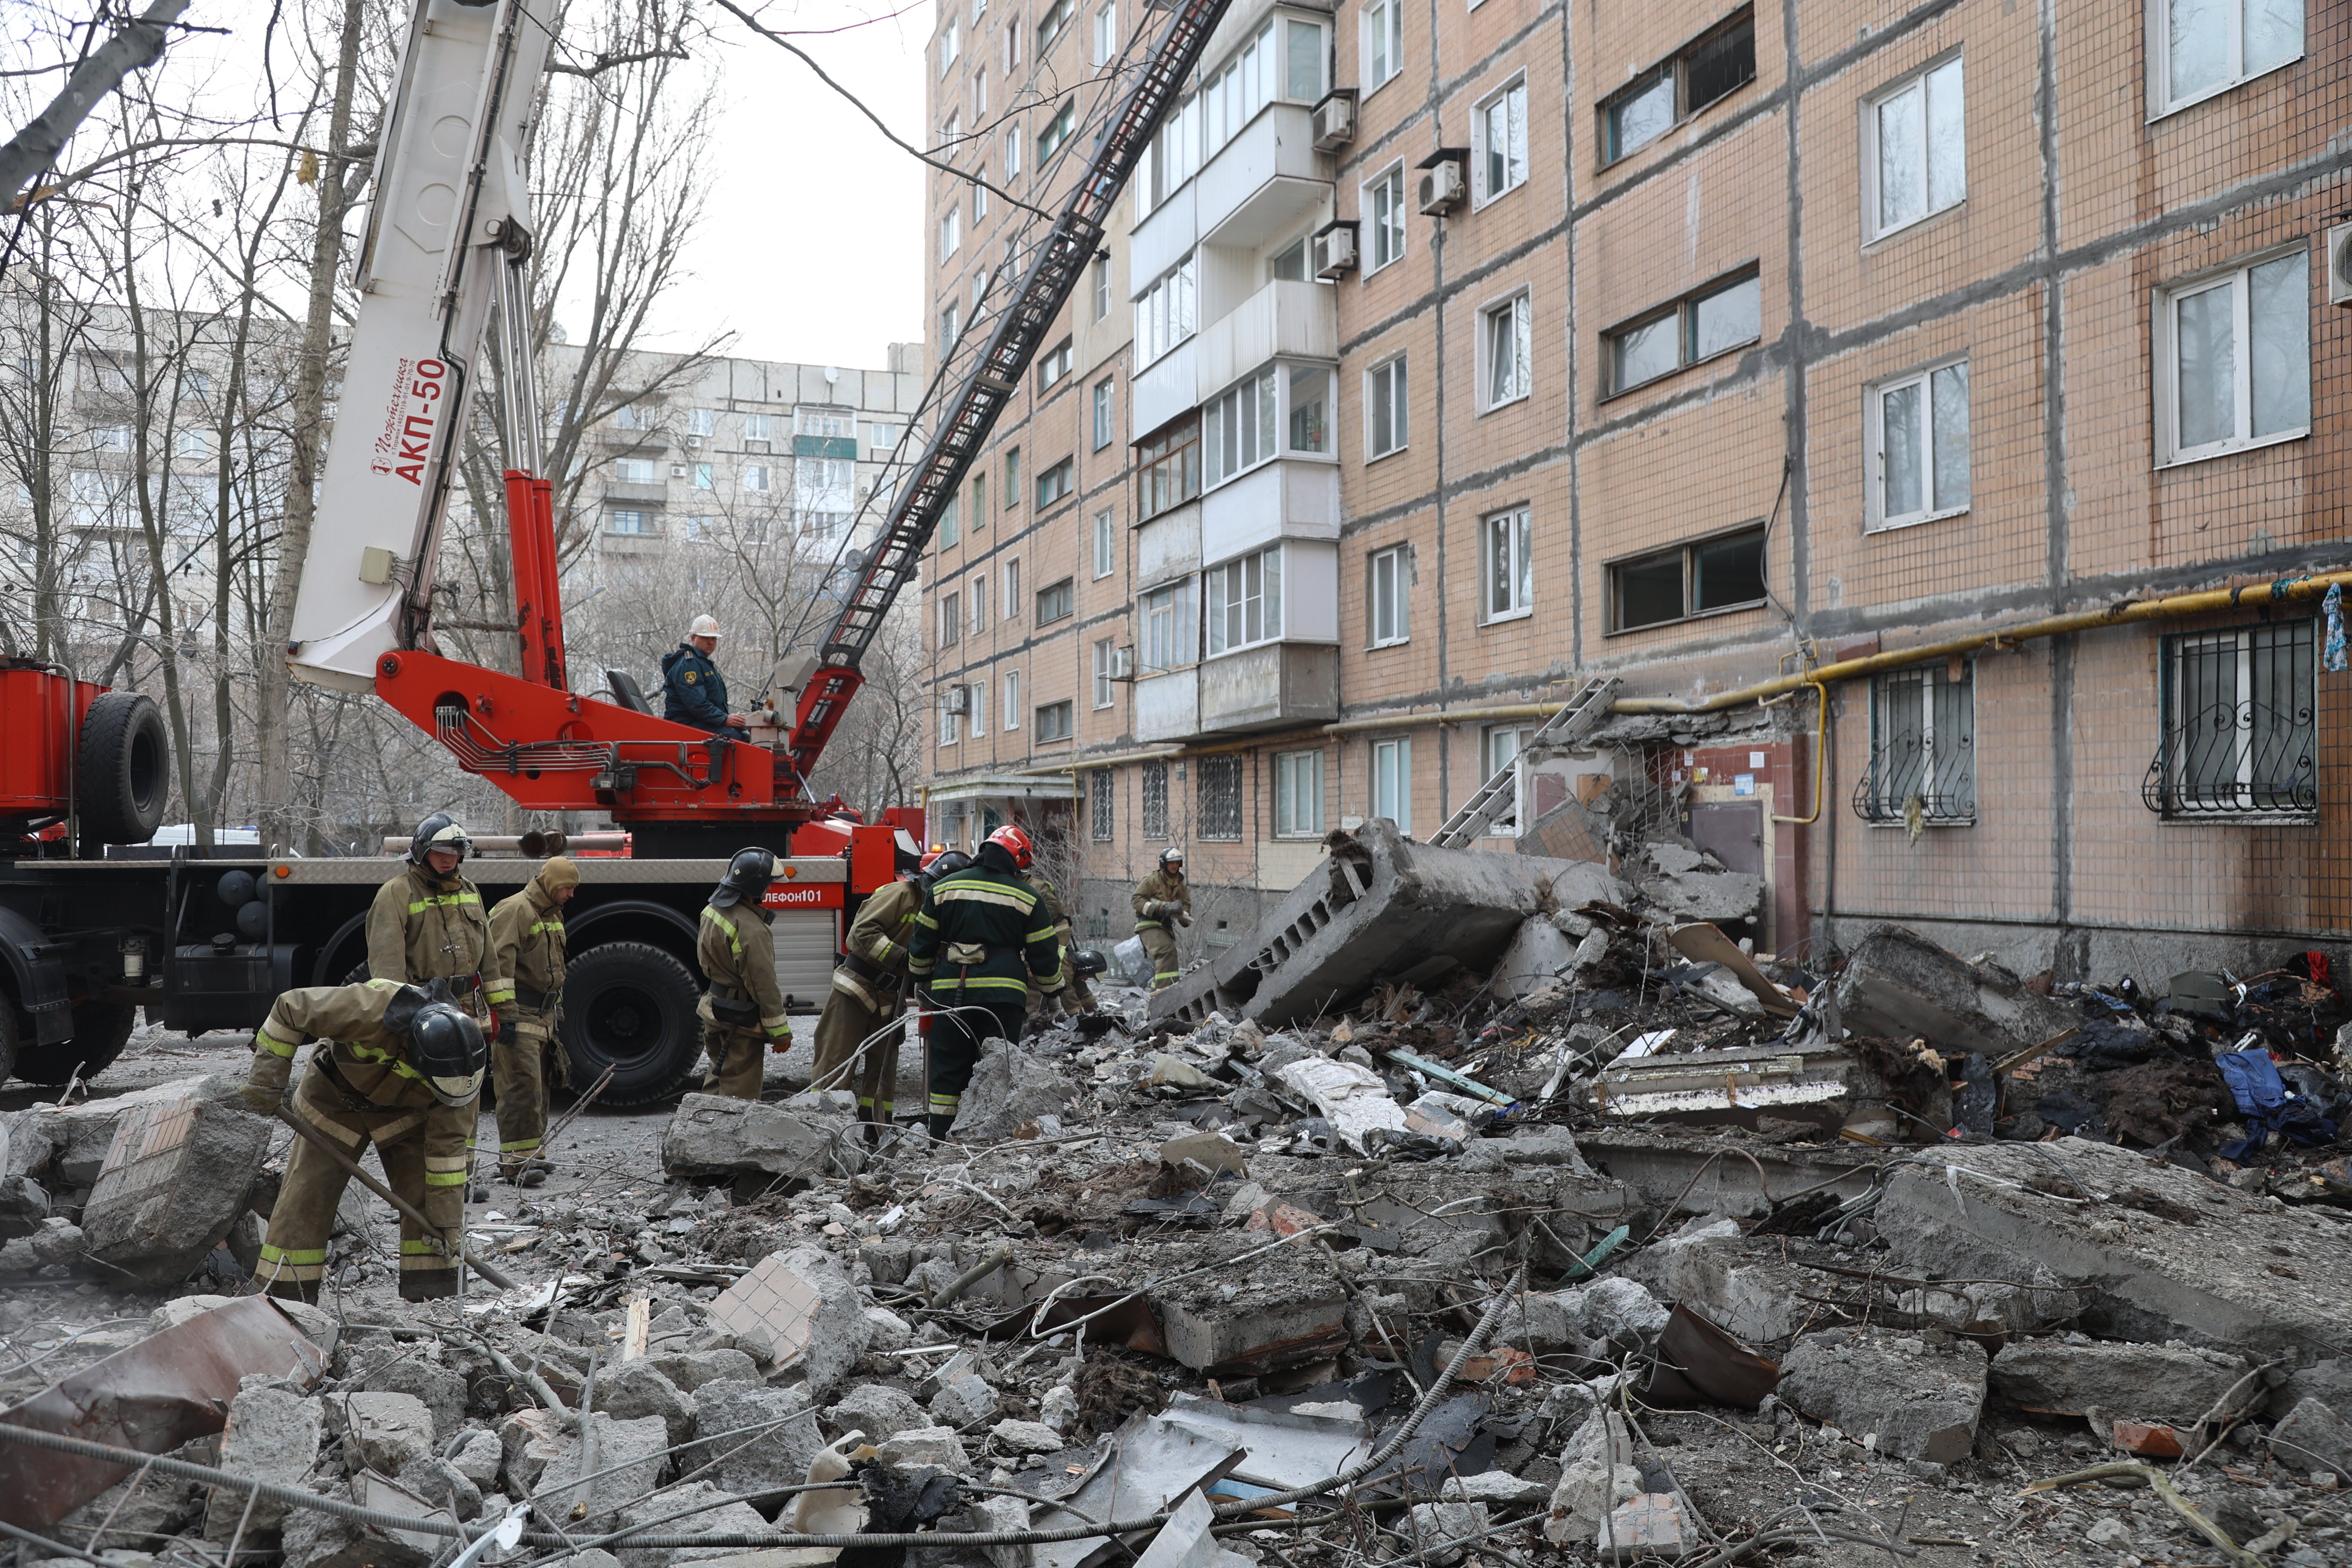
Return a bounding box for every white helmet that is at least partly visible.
[689,614,720,639]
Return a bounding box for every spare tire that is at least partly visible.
[558,941,704,1106]
[77,691,169,845]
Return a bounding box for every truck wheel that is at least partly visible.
[558,942,702,1107]
[12,1000,138,1084]
[0,1003,19,1086]
[76,692,170,845]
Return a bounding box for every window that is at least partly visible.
[1037,576,1076,624]
[970,472,986,524]
[1605,269,1761,395]
[693,462,714,489]
[1870,359,1970,529]
[1036,700,1075,741]
[1094,1,1118,64]
[1198,18,1325,162]
[943,495,961,547]
[1372,738,1412,833]
[940,592,963,646]
[1474,78,1528,204]
[942,110,962,148]
[1602,9,1755,163]
[682,514,713,540]
[974,171,988,220]
[1005,670,1021,727]
[1093,508,1115,577]
[613,403,654,430]
[1037,456,1074,507]
[1269,238,1307,282]
[743,464,769,491]
[1198,756,1243,839]
[1039,0,1075,51]
[1005,124,1023,179]
[1040,338,1074,390]
[1142,579,1195,670]
[1092,377,1115,450]
[940,695,961,746]
[1366,356,1408,458]
[1007,17,1022,69]
[1858,665,1977,825]
[941,207,961,261]
[1274,750,1324,838]
[2157,248,2310,465]
[1091,769,1115,840]
[1365,165,1406,272]
[2148,621,2316,817]
[970,573,987,632]
[1004,447,1022,505]
[2152,0,2301,114]
[1286,18,1326,100]
[1480,292,1532,410]
[1368,545,1408,646]
[1142,763,1170,838]
[1142,97,1201,213]
[1207,545,1282,655]
[1205,365,1278,487]
[968,678,986,737]
[616,457,657,483]
[175,428,209,460]
[744,412,772,443]
[940,300,962,344]
[1287,366,1329,454]
[1482,507,1532,621]
[1136,415,1201,519]
[1364,0,1402,87]
[1038,102,1077,162]
[1609,525,1768,631]
[1867,58,1965,241]
[1092,256,1112,320]
[1093,638,1118,707]
[939,16,960,72]
[606,508,653,535]
[689,407,717,436]
[1134,255,1198,365]
[1003,557,1021,619]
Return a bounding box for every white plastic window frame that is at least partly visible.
[2146,0,2303,119]
[1363,162,1407,275]
[2151,242,2312,469]
[1368,543,1409,647]
[1273,749,1325,838]
[1476,288,1533,412]
[1363,0,1403,90]
[1470,75,1529,208]
[1860,53,1966,245]
[1365,354,1409,460]
[1480,505,1534,624]
[1866,355,1972,532]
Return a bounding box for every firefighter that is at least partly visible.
[369,814,500,1026]
[1131,846,1191,992]
[484,855,578,1185]
[907,826,1060,1140]
[1023,868,1093,1032]
[809,845,945,1141]
[236,977,487,1303]
[662,614,750,742]
[697,847,793,1099]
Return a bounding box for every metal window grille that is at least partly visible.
[1199,755,1243,840]
[1090,769,1115,841]
[2144,620,2317,817]
[1853,667,1975,825]
[1142,763,1169,839]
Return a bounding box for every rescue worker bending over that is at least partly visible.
[698,848,793,1098]
[907,826,1060,1141]
[371,814,500,1026]
[663,614,750,742]
[237,977,486,1302]
[810,845,942,1141]
[1131,847,1191,992]
[485,854,577,1185]
[1023,868,1094,1032]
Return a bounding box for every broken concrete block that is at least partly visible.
[1596,1041,1891,1133]
[615,1481,774,1568]
[499,1408,573,1495]
[56,1466,204,1550]
[280,1479,432,1568]
[2269,1398,2352,1479]
[707,1247,872,1401]
[931,1372,998,1429]
[1445,1471,1547,1505]
[1404,1500,1489,1566]
[1623,1221,1808,1345]
[1273,1057,1405,1152]
[594,1358,697,1446]
[1490,917,1580,1003]
[1544,1410,1641,1545]
[642,1347,760,1392]
[149,1293,236,1335]
[27,1217,83,1266]
[1599,1494,1689,1562]
[660,1094,864,1185]
[1577,1277,1670,1347]
[863,1305,913,1351]
[683,1380,822,1500]
[950,1039,1075,1141]
[969,1492,1035,1568]
[1833,924,2075,1056]
[2269,1359,2352,1420]
[827,1383,928,1442]
[1159,1130,1248,1176]
[1501,1291,1584,1355]
[331,1391,437,1477]
[80,1095,268,1284]
[401,1455,483,1522]
[1988,1338,2245,1420]
[1778,1329,1986,1463]
[202,1381,323,1539]
[538,1412,670,1516]
[1039,1384,1079,1433]
[875,1425,969,1470]
[353,1350,469,1444]
[449,1430,502,1489]
[990,1419,1065,1455]
[1638,843,1763,925]
[1158,1276,1348,1375]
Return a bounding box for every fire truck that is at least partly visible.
[0,0,1226,1103]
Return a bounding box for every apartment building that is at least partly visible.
[923,0,2352,977]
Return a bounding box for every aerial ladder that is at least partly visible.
[291,0,1236,859]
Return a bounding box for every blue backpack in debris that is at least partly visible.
[2214,1049,2336,1161]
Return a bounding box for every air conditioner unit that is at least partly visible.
[944,687,970,715]
[1312,220,1359,279]
[2330,223,2352,307]
[684,434,703,448]
[1311,90,1357,150]
[1112,646,1136,679]
[670,463,687,478]
[1416,151,1467,216]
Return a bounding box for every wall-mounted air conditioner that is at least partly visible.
[1312,220,1359,279]
[670,464,687,478]
[684,434,704,448]
[1112,646,1136,679]
[944,687,970,715]
[1311,90,1357,150]
[1416,150,1467,216]
[2329,223,2352,307]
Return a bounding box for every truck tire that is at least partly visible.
[12,1000,137,1084]
[0,1002,19,1087]
[76,692,169,845]
[558,941,702,1107]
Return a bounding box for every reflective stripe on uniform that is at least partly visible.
[1134,920,1165,931]
[258,1243,326,1266]
[255,1025,299,1058]
[927,975,1031,993]
[928,1093,960,1113]
[931,880,1035,913]
[500,1138,541,1153]
[486,984,516,1004]
[423,1169,468,1186]
[528,920,563,936]
[408,892,483,914]
[704,908,741,954]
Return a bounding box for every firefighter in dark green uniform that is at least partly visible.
[906,825,1061,1140]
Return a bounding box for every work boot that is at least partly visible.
[926,1113,955,1144]
[862,1122,884,1150]
[501,1159,551,1188]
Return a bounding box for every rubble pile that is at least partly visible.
[0,826,2346,1568]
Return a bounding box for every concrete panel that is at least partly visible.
[1131,191,1197,299]
[1201,461,1340,562]
[1136,502,1201,587]
[1200,643,1337,732]
[1135,668,1200,742]
[1133,340,1199,437]
[1200,280,1340,391]
[1197,108,1329,249]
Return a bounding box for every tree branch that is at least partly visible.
[549,46,690,77]
[0,0,193,211]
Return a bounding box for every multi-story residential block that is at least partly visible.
[923,0,2352,977]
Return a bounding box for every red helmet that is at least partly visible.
[987,824,1035,869]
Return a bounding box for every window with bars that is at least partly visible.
[1855,665,1976,826]
[1142,762,1170,838]
[1199,755,1243,839]
[2144,620,2317,818]
[1091,769,1115,840]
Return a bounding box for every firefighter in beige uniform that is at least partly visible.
[1130,847,1191,991]
[369,814,501,1024]
[809,852,934,1136]
[237,977,487,1302]
[484,855,577,1185]
[697,848,794,1099]
[1024,870,1092,1027]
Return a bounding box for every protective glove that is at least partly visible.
[238,1050,293,1116]
[1176,913,1194,928]
[497,1018,517,1045]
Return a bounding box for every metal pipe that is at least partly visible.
[1769,682,1828,826]
[380,832,627,857]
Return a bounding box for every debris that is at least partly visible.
[1642,1305,1781,1409]
[661,1094,865,1188]
[201,1379,324,1540]
[592,1358,696,1445]
[1595,1041,1887,1133]
[1599,1493,1689,1562]
[1155,1392,1369,1487]
[1663,923,1798,1016]
[707,1248,872,1399]
[1636,843,1763,925]
[1158,1131,1247,1176]
[1776,1326,1987,1462]
[873,1424,969,1470]
[1544,1409,1642,1545]
[2110,1420,2184,1458]
[1404,1498,1490,1565]
[1988,1338,2246,1420]
[1033,1410,1242,1568]
[2270,1396,2352,1479]
[827,1384,928,1442]
[1271,1057,1405,1152]
[685,1380,824,1497]
[1833,924,2078,1055]
[1488,918,1581,1003]
[950,1038,1077,1141]
[328,1391,436,1476]
[79,1093,269,1283]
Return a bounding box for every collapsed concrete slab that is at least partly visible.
[659,1095,864,1188]
[1621,1220,1811,1345]
[1777,1328,1987,1462]
[949,1039,1075,1141]
[80,1093,269,1283]
[1832,924,2076,1055]
[1987,1338,2246,1420]
[1877,1138,2352,1356]
[1151,818,1604,1028]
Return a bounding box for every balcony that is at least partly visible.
[1135,668,1200,742]
[1137,499,1200,588]
[1200,459,1337,562]
[1197,104,1329,251]
[1132,340,1198,438]
[1198,279,1335,390]
[1132,187,1197,297]
[1200,643,1338,732]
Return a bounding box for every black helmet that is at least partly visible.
[410,812,471,866]
[384,982,487,1107]
[1159,846,1185,870]
[919,848,972,894]
[712,846,776,908]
